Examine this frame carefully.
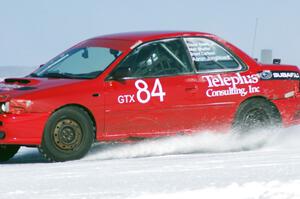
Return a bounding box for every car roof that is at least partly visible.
[76,31,216,51]
[93,31,214,42]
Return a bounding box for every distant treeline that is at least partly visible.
[0,66,36,78]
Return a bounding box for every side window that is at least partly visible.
[184,37,240,72]
[112,39,193,78]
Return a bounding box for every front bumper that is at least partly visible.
[272,93,300,127]
[0,112,50,145]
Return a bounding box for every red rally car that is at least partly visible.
[0,31,299,162]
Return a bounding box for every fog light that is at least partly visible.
[0,131,5,139]
[295,110,300,120]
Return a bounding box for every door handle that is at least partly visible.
[185,85,198,92]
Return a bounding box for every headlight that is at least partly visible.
[0,100,32,114]
[1,102,10,113]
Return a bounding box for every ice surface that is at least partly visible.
[132,181,300,199]
[0,68,300,199]
[1,126,300,199]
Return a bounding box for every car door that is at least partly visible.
[183,37,259,130]
[103,38,202,138]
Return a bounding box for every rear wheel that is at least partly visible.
[233,98,281,133]
[0,145,20,162]
[39,106,94,162]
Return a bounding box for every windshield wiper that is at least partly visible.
[40,72,77,79]
[28,73,38,77]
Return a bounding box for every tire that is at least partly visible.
[39,106,94,162]
[0,145,20,162]
[233,98,282,133]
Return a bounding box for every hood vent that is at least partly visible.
[16,86,37,91]
[4,78,31,84]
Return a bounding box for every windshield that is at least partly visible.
[30,47,121,79]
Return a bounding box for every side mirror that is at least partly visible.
[82,48,89,59]
[106,68,129,81]
[106,74,123,81]
[110,49,121,58]
[39,64,45,68]
[273,59,281,64]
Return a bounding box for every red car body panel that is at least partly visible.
[0,31,299,145]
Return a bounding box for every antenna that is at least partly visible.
[251,18,259,58]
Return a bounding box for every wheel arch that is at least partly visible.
[53,104,97,138]
[234,95,282,125]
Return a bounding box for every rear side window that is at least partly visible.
[111,38,193,78]
[184,38,240,72]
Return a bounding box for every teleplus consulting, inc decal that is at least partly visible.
[202,73,260,98]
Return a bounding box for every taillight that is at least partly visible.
[0,100,32,114]
[298,70,300,92]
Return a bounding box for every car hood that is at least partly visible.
[0,77,85,101]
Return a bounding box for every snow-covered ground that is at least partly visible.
[1,127,300,199]
[1,67,300,199]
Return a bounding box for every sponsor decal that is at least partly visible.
[259,71,300,80]
[202,73,260,98]
[184,38,233,62]
[259,70,273,80]
[117,79,166,104]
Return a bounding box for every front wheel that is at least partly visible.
[0,145,20,162]
[39,107,94,162]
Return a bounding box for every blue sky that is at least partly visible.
[0,0,299,67]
